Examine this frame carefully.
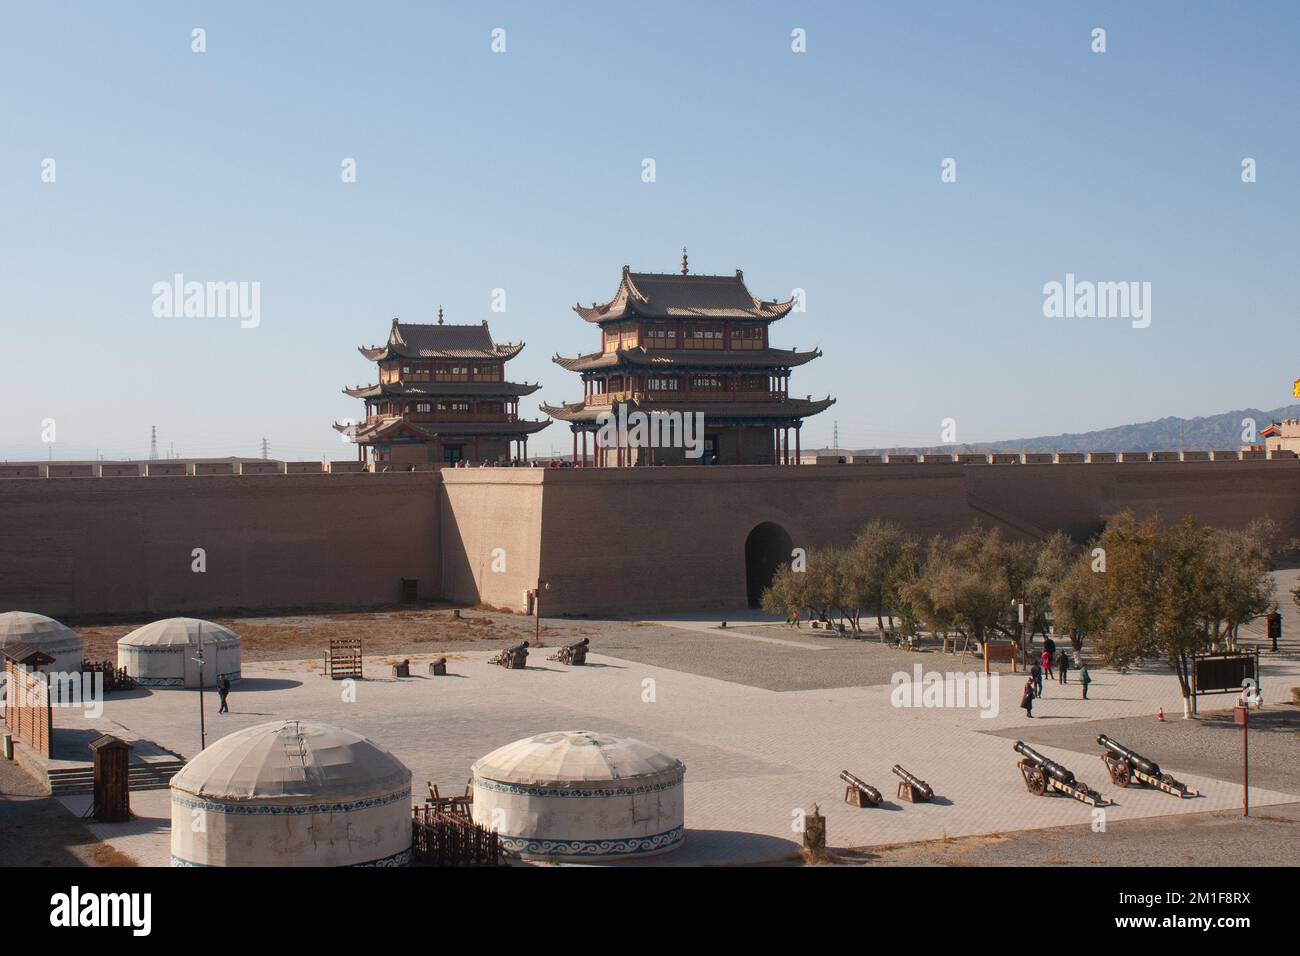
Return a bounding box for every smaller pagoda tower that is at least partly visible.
[337,310,549,468]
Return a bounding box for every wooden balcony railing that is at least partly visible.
[587,390,785,405]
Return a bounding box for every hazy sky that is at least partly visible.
[2,2,1297,460]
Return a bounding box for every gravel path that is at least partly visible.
[845,801,1300,867]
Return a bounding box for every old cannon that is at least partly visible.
[428,657,447,676]
[891,764,934,803]
[840,770,882,808]
[1098,735,1199,797]
[1014,741,1109,806]
[488,641,529,670]
[547,638,590,665]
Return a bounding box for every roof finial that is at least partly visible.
[437,306,444,325]
[681,247,689,275]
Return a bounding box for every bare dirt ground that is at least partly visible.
[832,802,1300,867]
[0,759,137,867]
[77,604,578,663]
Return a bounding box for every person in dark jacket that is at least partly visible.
[1020,678,1035,718]
[1056,649,1070,684]
[217,675,231,714]
[1030,660,1043,698]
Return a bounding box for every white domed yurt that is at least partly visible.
[117,618,241,688]
[170,720,412,867]
[0,612,85,673]
[471,730,685,862]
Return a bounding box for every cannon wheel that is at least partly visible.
[1103,754,1131,787]
[1020,762,1048,796]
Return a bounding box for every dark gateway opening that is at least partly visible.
[745,522,794,608]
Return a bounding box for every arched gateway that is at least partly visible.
[745,522,794,608]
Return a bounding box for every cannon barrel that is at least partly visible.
[1014,741,1075,785]
[839,770,882,802]
[1097,735,1161,778]
[891,764,933,797]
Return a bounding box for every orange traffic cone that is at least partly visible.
[1157,706,1165,722]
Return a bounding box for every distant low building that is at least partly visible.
[1244,419,1300,454]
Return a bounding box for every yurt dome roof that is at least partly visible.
[471,730,685,790]
[119,617,240,648]
[0,611,80,647]
[171,720,410,802]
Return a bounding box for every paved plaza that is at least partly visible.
[40,610,1300,867]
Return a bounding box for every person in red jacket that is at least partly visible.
[1020,677,1035,718]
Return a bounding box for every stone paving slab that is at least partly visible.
[45,648,1300,866]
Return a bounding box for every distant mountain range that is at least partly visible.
[826,404,1300,457]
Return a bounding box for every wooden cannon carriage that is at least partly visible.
[488,641,529,669]
[1098,735,1199,797]
[547,638,590,665]
[1015,741,1110,806]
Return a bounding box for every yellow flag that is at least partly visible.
[1294,379,1300,399]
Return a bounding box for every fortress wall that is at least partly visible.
[0,474,441,618]
[3,461,1296,620]
[530,461,1300,615]
[533,465,977,615]
[439,470,544,611]
[964,460,1300,544]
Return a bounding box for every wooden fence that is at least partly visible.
[2,659,54,757]
[410,806,501,866]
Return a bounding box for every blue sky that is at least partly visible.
[2,1,1297,459]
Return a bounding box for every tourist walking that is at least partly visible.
[791,607,801,628]
[1056,649,1069,684]
[1030,660,1043,698]
[1020,677,1035,718]
[217,674,231,714]
[1041,649,1054,680]
[1043,635,1056,660]
[1077,660,1091,700]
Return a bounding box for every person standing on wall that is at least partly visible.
[1056,648,1070,685]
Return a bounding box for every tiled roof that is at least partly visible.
[359,319,525,361]
[339,416,551,443]
[574,267,796,323]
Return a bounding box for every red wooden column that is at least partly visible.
[795,425,801,465]
[572,429,577,465]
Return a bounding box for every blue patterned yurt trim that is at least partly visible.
[500,825,684,858]
[171,785,411,816]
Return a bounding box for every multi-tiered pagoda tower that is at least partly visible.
[338,312,549,468]
[541,255,833,466]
